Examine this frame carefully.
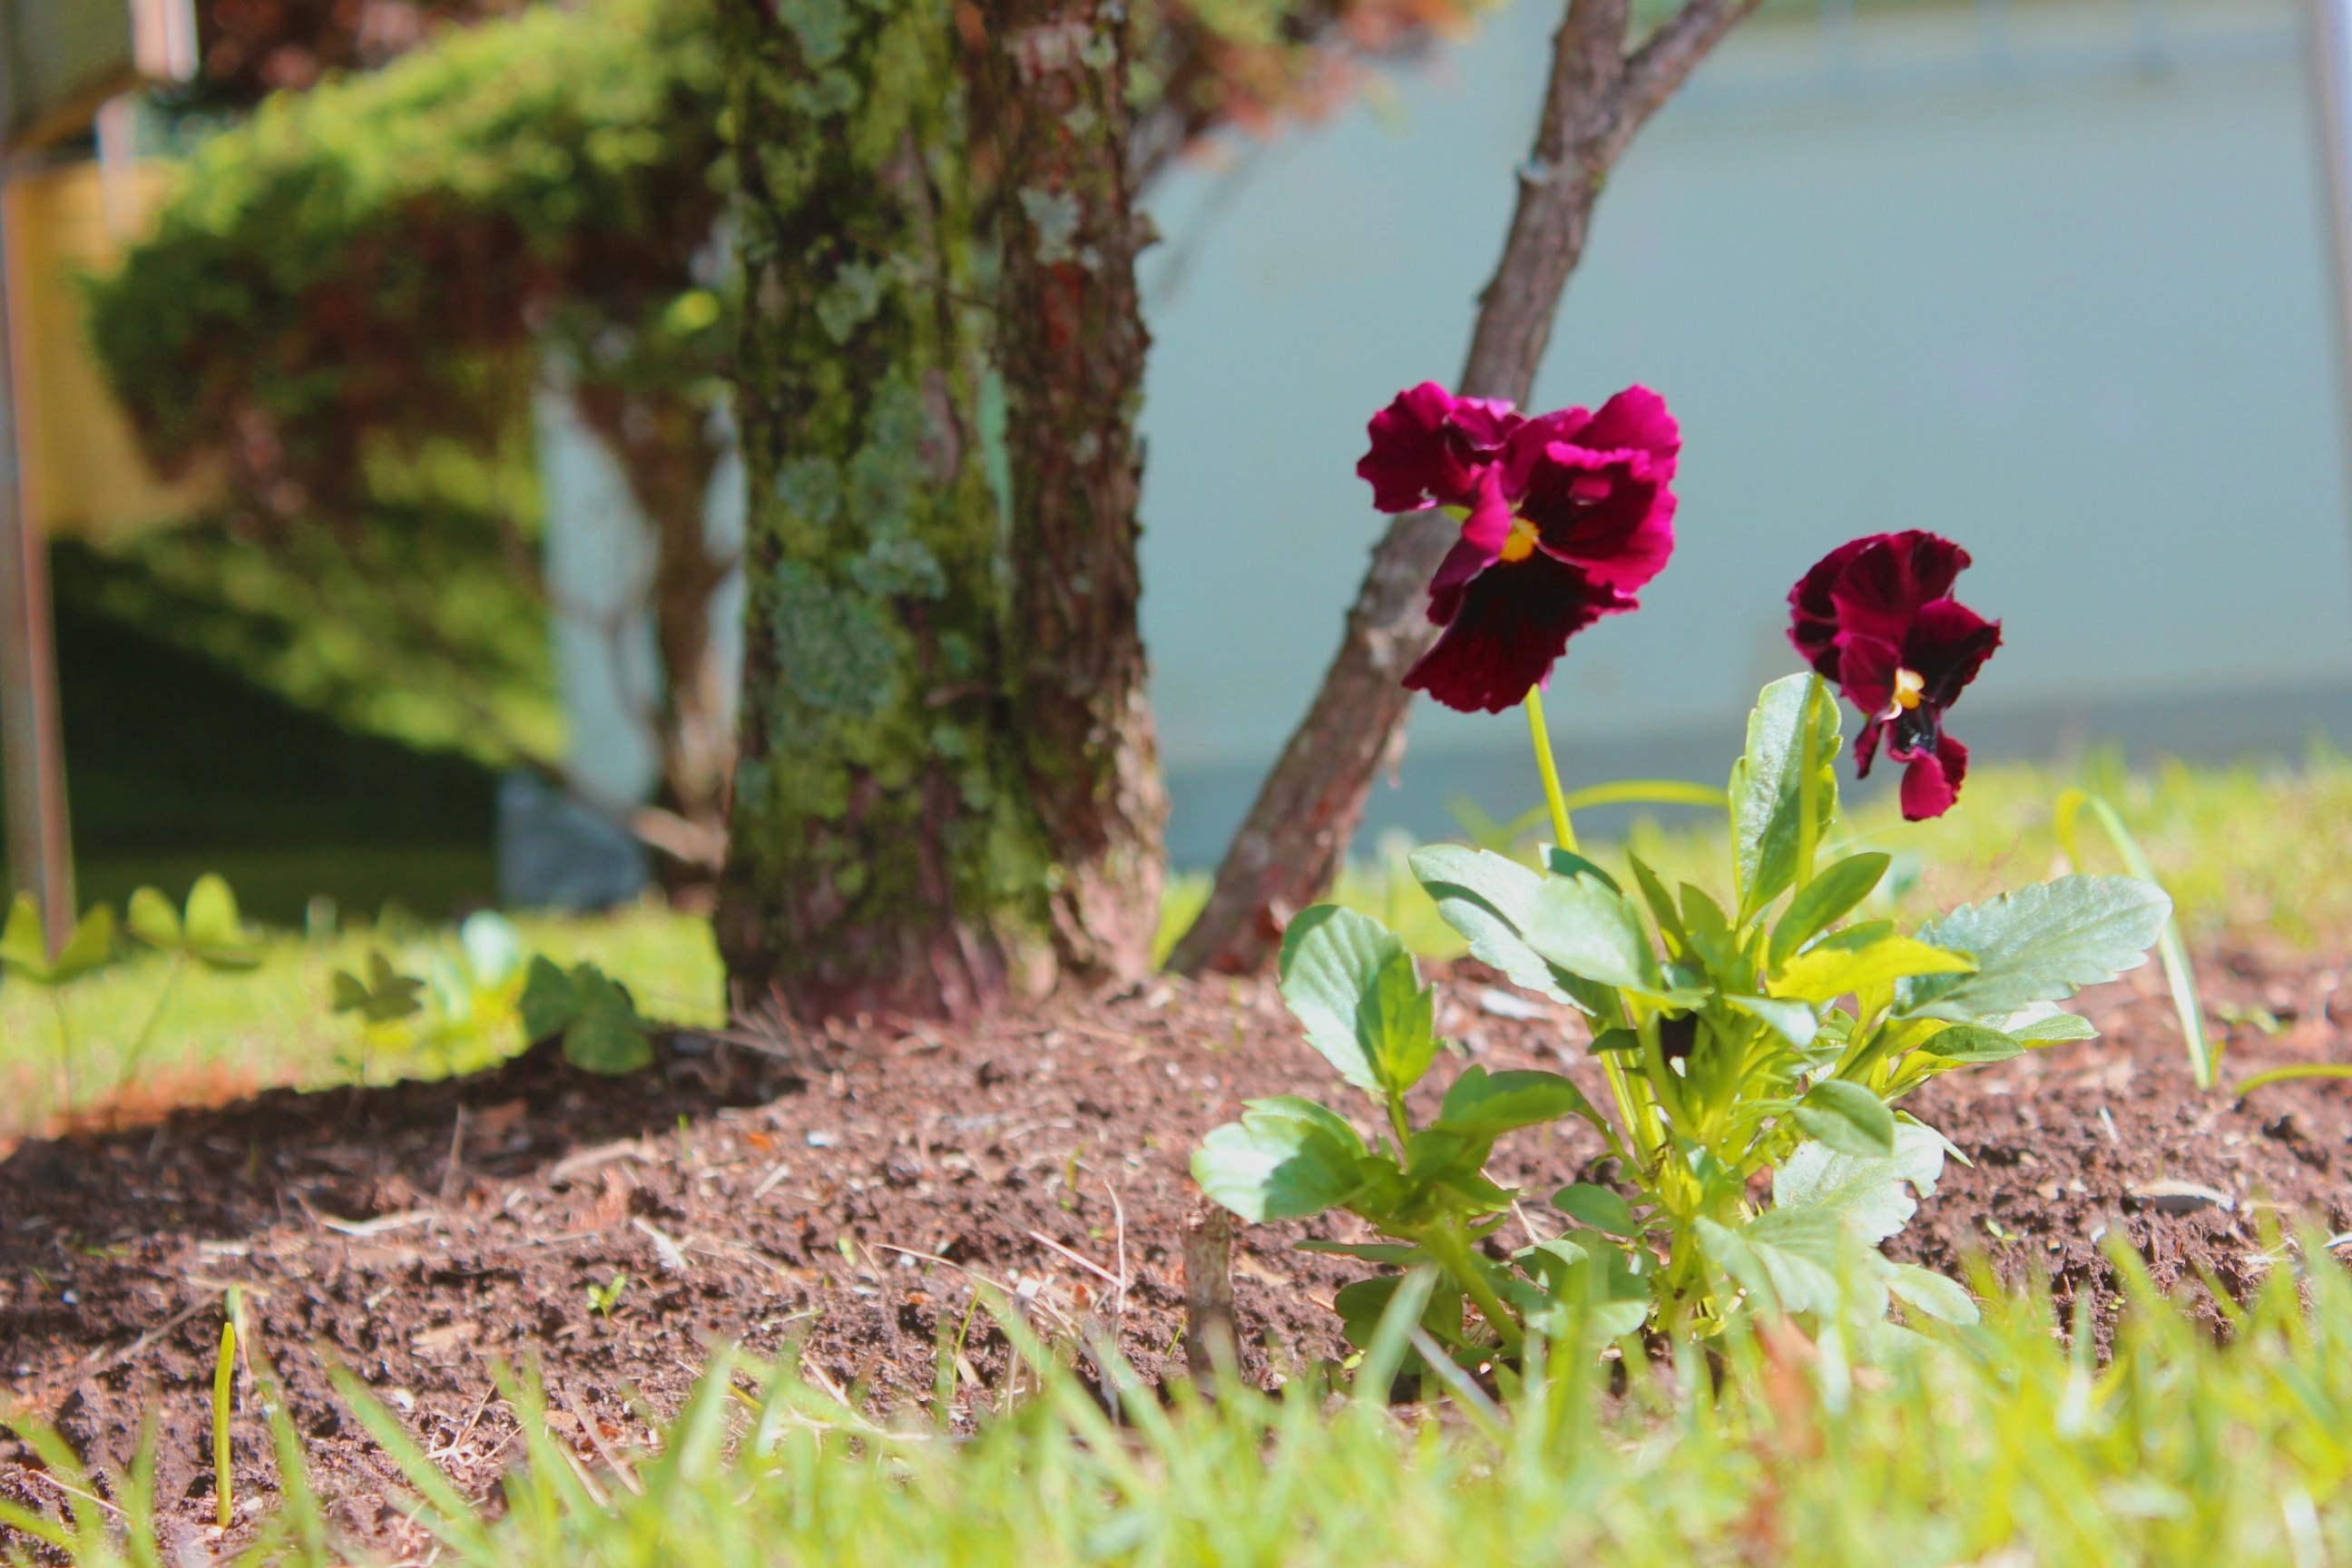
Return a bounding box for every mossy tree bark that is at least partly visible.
[716,0,1161,1020]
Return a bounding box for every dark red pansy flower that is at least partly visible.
[1358,382,1681,714]
[1787,531,2002,820]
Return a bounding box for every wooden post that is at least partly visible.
[0,169,75,949]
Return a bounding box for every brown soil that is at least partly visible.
[3,947,2350,1558]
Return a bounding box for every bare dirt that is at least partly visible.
[2,946,2349,1558]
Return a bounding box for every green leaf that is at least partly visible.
[560,966,655,1074]
[1696,1208,1849,1318]
[1676,884,1740,980]
[1551,1182,1641,1238]
[1335,1273,1465,1359]
[1411,845,1574,1005]
[126,887,181,949]
[1769,852,1890,968]
[0,893,52,978]
[1436,1064,1601,1138]
[1625,855,1686,954]
[1995,1002,2099,1046]
[1884,1262,1979,1325]
[1542,845,1622,893]
[1726,994,1819,1049]
[1899,876,2171,1022]
[1794,1079,1896,1156]
[330,952,425,1023]
[1294,1240,1427,1264]
[1279,906,1411,1094]
[1772,929,1975,1004]
[1772,1118,1949,1245]
[1521,875,1658,992]
[1357,948,1439,1097]
[182,876,261,971]
[1916,1023,2026,1064]
[1192,1098,1372,1222]
[1730,675,1840,920]
[50,906,118,985]
[517,954,580,1041]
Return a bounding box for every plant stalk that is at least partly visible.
[1425,1224,1524,1350]
[1524,686,1578,854]
[1795,673,1826,892]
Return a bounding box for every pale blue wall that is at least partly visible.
[1136,0,2352,861]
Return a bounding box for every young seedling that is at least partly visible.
[520,956,657,1074]
[213,1287,241,1529]
[586,1272,631,1318]
[0,894,119,1115]
[117,875,264,1093]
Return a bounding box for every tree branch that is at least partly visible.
[1168,0,1753,977]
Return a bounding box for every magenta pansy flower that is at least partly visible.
[1787,531,2003,821]
[1358,382,1681,714]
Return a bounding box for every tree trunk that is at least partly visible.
[716,0,1161,1018]
[989,0,1168,984]
[1169,0,1759,976]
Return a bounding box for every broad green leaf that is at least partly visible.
[1730,675,1841,919]
[561,967,655,1074]
[1677,884,1740,980]
[1193,1098,1371,1222]
[0,893,51,977]
[1357,948,1438,1096]
[1900,876,2171,1021]
[1696,1208,1849,1318]
[1410,844,1563,998]
[1794,1079,1896,1156]
[1769,852,1890,968]
[1726,994,1820,1048]
[1522,875,1657,992]
[1884,1262,1979,1325]
[1334,1273,1466,1359]
[1994,1002,2099,1046]
[1437,1064,1601,1138]
[1515,1238,1652,1339]
[330,952,424,1024]
[182,876,260,970]
[1916,1023,2025,1064]
[49,906,117,985]
[126,887,181,949]
[1773,1119,1948,1245]
[517,955,581,1041]
[1294,1240,1426,1264]
[1772,930,1975,1004]
[1625,855,1688,955]
[1543,846,1622,893]
[1398,1127,1517,1219]
[1279,906,1412,1093]
[1552,1182,1641,1237]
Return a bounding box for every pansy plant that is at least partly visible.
[1193,387,2171,1365]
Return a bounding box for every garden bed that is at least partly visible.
[2,945,2348,1556]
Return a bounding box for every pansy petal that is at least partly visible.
[1898,734,1969,821]
[1828,532,1972,650]
[1832,632,1904,719]
[1523,454,1675,595]
[1573,385,1682,471]
[1404,553,1613,714]
[1359,383,1489,512]
[1854,714,1885,779]
[1907,599,2003,707]
[1427,535,1496,626]
[1446,397,1527,453]
[1788,537,1876,679]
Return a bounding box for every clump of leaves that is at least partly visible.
[519,956,656,1075]
[1194,677,2171,1366]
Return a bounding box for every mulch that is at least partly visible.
[3,945,2350,1557]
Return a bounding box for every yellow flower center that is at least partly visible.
[1888,667,1926,713]
[1497,517,1541,564]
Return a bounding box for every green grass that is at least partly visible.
[1161,747,2352,965]
[11,1242,2352,1564]
[0,900,720,1135]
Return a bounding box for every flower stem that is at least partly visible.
[1425,1223,1524,1350]
[1795,673,1827,892]
[1524,687,1577,855]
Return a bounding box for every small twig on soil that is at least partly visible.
[1024,1230,1123,1292]
[438,1106,466,1204]
[1181,1198,1237,1384]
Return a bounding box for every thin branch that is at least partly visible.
[1616,0,1766,132]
